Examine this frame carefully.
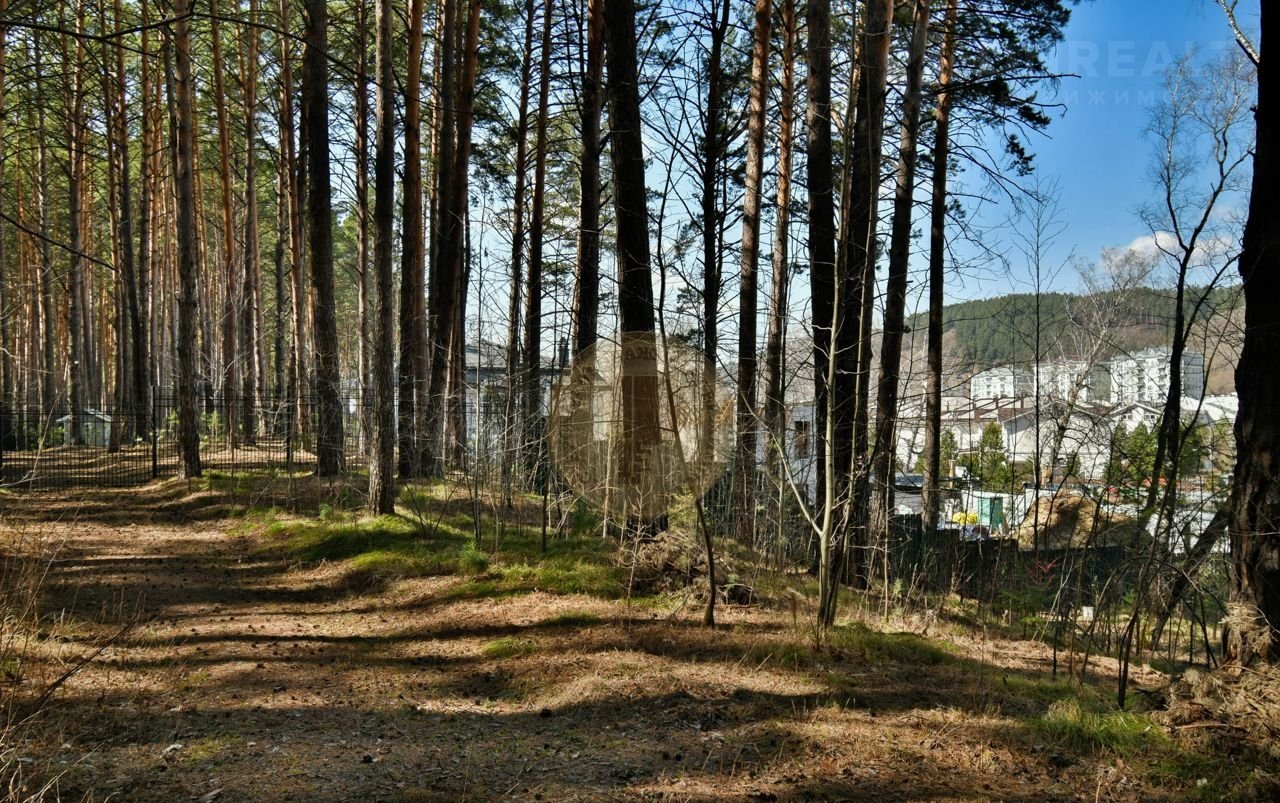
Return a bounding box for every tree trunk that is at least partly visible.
[100,0,127,450]
[64,6,88,445]
[524,0,553,463]
[137,0,156,427]
[762,0,796,506]
[274,151,288,407]
[209,0,240,444]
[304,0,344,475]
[504,0,536,495]
[700,0,731,458]
[605,0,666,544]
[870,0,931,540]
[424,0,459,475]
[398,0,427,477]
[34,36,56,430]
[806,0,839,625]
[0,5,10,451]
[1226,2,1280,664]
[837,0,894,590]
[448,247,469,466]
[240,0,263,443]
[279,0,310,440]
[734,0,772,542]
[109,0,146,440]
[355,0,371,454]
[171,0,203,478]
[571,0,603,357]
[369,0,397,514]
[425,0,480,475]
[921,0,958,536]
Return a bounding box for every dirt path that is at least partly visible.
[4,486,1189,802]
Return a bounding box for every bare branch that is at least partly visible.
[1217,0,1260,68]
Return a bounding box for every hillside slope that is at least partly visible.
[902,285,1243,394]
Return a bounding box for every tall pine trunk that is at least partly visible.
[34,37,56,430]
[241,0,263,443]
[171,0,203,478]
[572,0,603,357]
[523,0,553,462]
[63,7,88,445]
[280,0,310,440]
[806,0,839,625]
[112,0,146,440]
[100,0,127,449]
[369,0,398,513]
[838,0,893,590]
[734,0,772,541]
[425,0,459,475]
[1226,3,1280,664]
[304,0,345,475]
[209,0,241,443]
[0,4,10,451]
[700,0,731,456]
[761,0,796,508]
[504,0,536,495]
[354,0,371,454]
[425,0,480,475]
[922,0,958,535]
[870,0,930,540]
[398,0,427,477]
[137,0,156,426]
[605,0,665,544]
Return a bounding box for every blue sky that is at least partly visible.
[994,0,1252,288]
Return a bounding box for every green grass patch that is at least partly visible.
[481,636,540,659]
[265,515,434,562]
[438,560,626,602]
[183,735,238,763]
[994,673,1110,710]
[261,496,628,600]
[1148,751,1277,802]
[506,559,626,597]
[743,639,817,671]
[457,542,491,575]
[831,622,957,666]
[226,505,282,535]
[346,547,461,579]
[1030,699,1168,755]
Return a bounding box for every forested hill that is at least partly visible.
[907,284,1244,372]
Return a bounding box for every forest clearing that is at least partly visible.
[3,477,1279,802]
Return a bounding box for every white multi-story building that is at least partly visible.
[970,367,1023,400]
[970,361,1111,404]
[1109,348,1204,405]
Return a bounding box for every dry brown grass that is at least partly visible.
[1014,493,1143,550]
[0,481,1274,801]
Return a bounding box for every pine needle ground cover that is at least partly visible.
[1,480,1275,802]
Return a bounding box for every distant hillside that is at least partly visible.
[903,284,1244,394]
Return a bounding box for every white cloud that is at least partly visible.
[1110,229,1239,269]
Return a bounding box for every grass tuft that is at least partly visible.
[481,636,539,659]
[457,543,490,575]
[259,494,627,601]
[831,622,957,666]
[1031,699,1167,755]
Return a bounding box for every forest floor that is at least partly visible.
[1,476,1277,802]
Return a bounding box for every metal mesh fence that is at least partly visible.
[0,393,373,490]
